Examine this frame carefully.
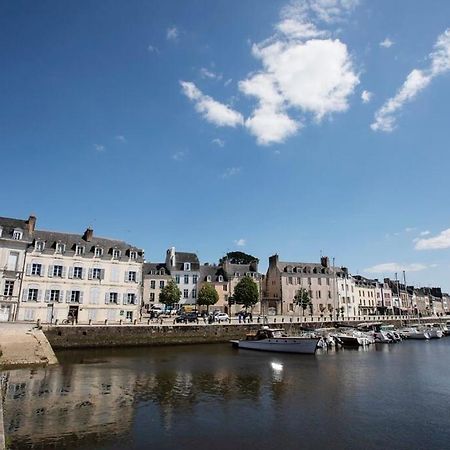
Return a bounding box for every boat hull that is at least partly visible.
[232,337,319,354]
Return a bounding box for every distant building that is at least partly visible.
[142,262,172,312]
[335,268,358,318]
[353,276,377,316]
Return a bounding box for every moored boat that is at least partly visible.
[400,327,430,340]
[230,327,320,354]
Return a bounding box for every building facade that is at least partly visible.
[142,262,172,312]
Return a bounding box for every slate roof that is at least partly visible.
[0,216,34,242]
[171,252,200,271]
[200,264,226,282]
[223,262,261,279]
[143,262,170,276]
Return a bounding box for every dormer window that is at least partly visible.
[130,250,137,260]
[94,247,103,257]
[35,241,45,252]
[218,275,224,282]
[159,269,165,275]
[56,243,66,254]
[207,275,212,282]
[234,272,240,277]
[13,229,23,240]
[76,245,85,256]
[112,249,121,259]
[184,262,191,271]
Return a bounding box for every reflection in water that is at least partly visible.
[2,341,450,449]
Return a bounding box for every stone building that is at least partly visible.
[335,268,357,318]
[353,276,377,316]
[374,279,393,315]
[165,247,200,306]
[142,262,172,312]
[384,278,410,314]
[263,255,339,317]
[19,222,144,324]
[0,215,35,321]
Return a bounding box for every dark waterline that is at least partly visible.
[2,340,450,450]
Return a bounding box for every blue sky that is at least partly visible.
[1,0,450,290]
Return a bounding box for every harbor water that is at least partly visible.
[1,340,450,449]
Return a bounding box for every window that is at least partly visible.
[53,265,63,277]
[73,267,83,279]
[218,275,223,282]
[184,275,189,284]
[70,291,81,303]
[7,252,18,271]
[94,247,103,257]
[175,275,180,284]
[223,284,228,291]
[92,268,102,280]
[4,280,14,296]
[183,289,189,299]
[288,277,293,285]
[150,280,156,289]
[56,243,65,254]
[128,271,137,282]
[113,249,121,259]
[193,275,198,284]
[127,293,136,305]
[192,289,197,299]
[234,272,240,277]
[50,290,61,302]
[31,264,42,276]
[150,293,155,302]
[318,278,322,286]
[159,280,165,289]
[28,289,39,301]
[76,245,85,256]
[130,251,137,260]
[207,275,212,282]
[109,292,118,304]
[35,241,45,251]
[13,229,22,240]
[184,263,191,271]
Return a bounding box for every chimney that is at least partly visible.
[249,260,258,272]
[27,215,36,234]
[269,254,279,268]
[83,227,94,242]
[320,256,329,268]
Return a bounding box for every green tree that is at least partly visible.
[294,288,311,317]
[197,283,219,313]
[219,251,259,265]
[233,276,259,310]
[159,280,181,309]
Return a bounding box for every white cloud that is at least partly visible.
[234,238,246,247]
[379,38,394,48]
[221,167,241,179]
[147,44,159,53]
[115,135,126,143]
[404,227,415,233]
[372,28,450,132]
[200,68,222,80]
[180,81,244,127]
[212,138,225,147]
[224,78,233,87]
[361,90,372,103]
[364,262,428,273]
[419,230,430,236]
[415,228,450,250]
[172,151,185,161]
[167,26,179,41]
[94,144,105,152]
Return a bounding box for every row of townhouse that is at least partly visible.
[262,254,449,319]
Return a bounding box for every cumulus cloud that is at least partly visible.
[365,262,428,273]
[234,238,246,247]
[167,26,179,41]
[180,81,244,127]
[221,167,241,179]
[361,90,372,103]
[379,38,394,48]
[415,228,450,250]
[200,68,222,80]
[179,0,360,145]
[147,44,159,53]
[419,230,430,236]
[372,28,450,132]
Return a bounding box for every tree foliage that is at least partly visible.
[197,283,219,311]
[233,276,259,309]
[219,251,259,265]
[294,288,311,315]
[159,280,181,307]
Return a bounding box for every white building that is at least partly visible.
[18,223,144,324]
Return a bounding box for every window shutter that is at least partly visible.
[136,271,140,284]
[26,264,32,276]
[88,268,93,280]
[105,292,109,304]
[45,290,50,301]
[79,291,84,304]
[80,268,84,279]
[124,271,129,282]
[66,291,71,303]
[48,265,53,278]
[62,266,67,278]
[37,289,42,302]
[123,293,128,305]
[40,265,45,277]
[57,290,63,303]
[68,267,73,278]
[100,269,105,280]
[22,289,28,302]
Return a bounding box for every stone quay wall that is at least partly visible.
[42,317,444,350]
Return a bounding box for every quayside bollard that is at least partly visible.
[104,319,108,325]
[134,319,137,325]
[119,319,123,325]
[89,319,92,326]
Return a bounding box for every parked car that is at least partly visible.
[215,312,229,322]
[175,312,199,323]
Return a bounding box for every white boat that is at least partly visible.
[421,323,444,339]
[230,327,320,354]
[333,330,374,347]
[400,327,430,340]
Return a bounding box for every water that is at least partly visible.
[2,340,450,449]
